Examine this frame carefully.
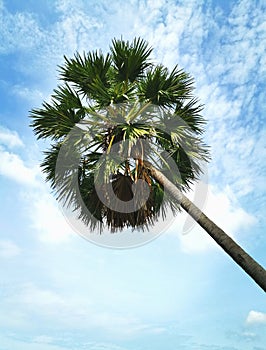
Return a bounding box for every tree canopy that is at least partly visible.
[30,37,209,232]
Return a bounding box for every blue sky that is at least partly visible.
[0,0,266,349]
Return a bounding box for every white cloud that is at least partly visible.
[11,85,45,104]
[204,185,256,233]
[0,240,21,257]
[0,0,103,81]
[53,5,102,54]
[246,310,266,325]
[0,8,43,54]
[0,126,41,187]
[206,120,266,199]
[0,146,39,186]
[26,189,75,243]
[0,126,24,148]
[2,281,162,337]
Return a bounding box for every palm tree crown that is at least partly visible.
[30,37,209,232]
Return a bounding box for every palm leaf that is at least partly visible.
[59,51,112,95]
[29,84,85,140]
[137,65,194,107]
[111,37,153,82]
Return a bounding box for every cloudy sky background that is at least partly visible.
[0,0,266,349]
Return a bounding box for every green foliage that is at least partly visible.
[30,37,210,232]
[30,84,85,140]
[59,51,112,94]
[111,37,153,82]
[137,65,194,106]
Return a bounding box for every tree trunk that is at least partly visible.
[144,161,266,292]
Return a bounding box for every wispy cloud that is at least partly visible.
[0,7,43,54]
[0,126,24,148]
[0,334,130,350]
[1,281,165,338]
[11,85,45,105]
[0,334,70,350]
[26,190,75,243]
[0,146,39,186]
[0,239,21,257]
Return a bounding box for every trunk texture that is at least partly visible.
[145,161,266,292]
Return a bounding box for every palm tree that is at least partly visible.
[30,37,266,292]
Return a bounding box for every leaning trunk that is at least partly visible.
[144,161,266,292]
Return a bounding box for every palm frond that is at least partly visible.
[29,84,85,140]
[137,65,194,107]
[111,37,153,82]
[174,98,206,134]
[59,51,112,95]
